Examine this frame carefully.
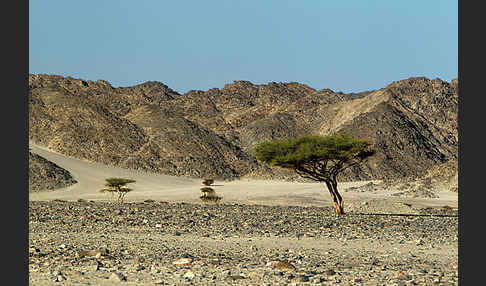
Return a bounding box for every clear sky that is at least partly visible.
[29,1,457,94]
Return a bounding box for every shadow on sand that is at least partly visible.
[349,212,458,218]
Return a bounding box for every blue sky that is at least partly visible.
[29,1,457,94]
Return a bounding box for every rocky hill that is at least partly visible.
[29,151,77,192]
[28,74,458,183]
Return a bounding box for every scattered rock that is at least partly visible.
[183,270,195,279]
[172,257,193,266]
[291,274,310,282]
[324,269,336,276]
[55,275,66,282]
[225,275,246,281]
[267,260,296,272]
[109,272,126,281]
[28,200,457,285]
[29,247,40,254]
[77,250,102,259]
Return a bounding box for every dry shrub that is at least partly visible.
[202,179,214,186]
[200,187,215,195]
[200,194,222,203]
[200,187,222,203]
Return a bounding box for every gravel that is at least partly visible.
[29,200,458,285]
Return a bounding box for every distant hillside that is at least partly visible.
[28,74,458,182]
[29,151,77,192]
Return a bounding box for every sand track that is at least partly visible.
[28,142,457,210]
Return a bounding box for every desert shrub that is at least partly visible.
[200,194,222,203]
[200,186,222,203]
[200,187,216,195]
[202,178,214,186]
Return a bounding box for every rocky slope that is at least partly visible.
[29,151,77,192]
[347,159,458,199]
[28,74,458,182]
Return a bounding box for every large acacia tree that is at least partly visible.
[254,134,375,216]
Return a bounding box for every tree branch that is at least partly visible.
[295,165,325,182]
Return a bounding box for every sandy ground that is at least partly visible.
[28,143,458,210]
[28,143,458,285]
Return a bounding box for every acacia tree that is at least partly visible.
[99,178,136,204]
[202,179,214,186]
[254,134,375,216]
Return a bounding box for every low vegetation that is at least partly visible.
[202,178,214,186]
[200,182,222,204]
[99,178,136,204]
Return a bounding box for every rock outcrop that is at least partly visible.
[29,151,77,192]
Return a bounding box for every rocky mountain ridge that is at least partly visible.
[29,74,458,184]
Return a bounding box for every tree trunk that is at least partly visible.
[331,179,344,215]
[325,181,345,216]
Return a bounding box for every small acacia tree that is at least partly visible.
[202,178,214,186]
[99,178,136,204]
[254,134,375,216]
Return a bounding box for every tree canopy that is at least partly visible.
[104,178,136,187]
[254,134,375,215]
[255,134,374,170]
[99,178,136,204]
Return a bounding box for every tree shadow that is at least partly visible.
[348,212,458,218]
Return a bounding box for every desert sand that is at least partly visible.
[29,143,457,211]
